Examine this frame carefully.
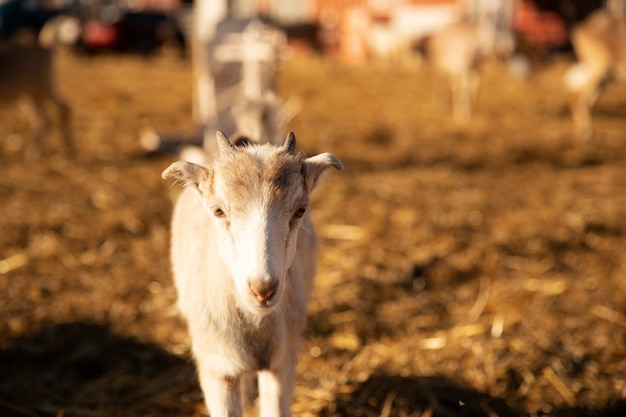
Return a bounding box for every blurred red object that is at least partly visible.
[513,0,567,47]
[82,20,118,48]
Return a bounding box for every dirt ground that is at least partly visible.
[1,48,626,417]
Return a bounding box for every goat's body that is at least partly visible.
[367,22,415,66]
[427,20,493,124]
[172,185,315,416]
[0,30,73,158]
[164,132,341,417]
[193,19,284,129]
[171,185,316,373]
[0,44,53,101]
[564,9,626,139]
[426,17,514,124]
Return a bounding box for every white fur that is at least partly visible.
[564,63,593,92]
[162,131,342,417]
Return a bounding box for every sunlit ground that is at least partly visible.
[1,49,626,417]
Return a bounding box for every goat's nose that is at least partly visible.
[249,279,278,304]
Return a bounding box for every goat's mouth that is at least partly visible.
[248,279,280,308]
[250,292,279,311]
[256,298,276,310]
[245,289,282,314]
[241,298,279,316]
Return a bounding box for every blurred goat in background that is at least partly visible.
[0,16,78,159]
[426,17,514,125]
[564,7,626,140]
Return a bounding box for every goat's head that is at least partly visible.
[162,131,342,315]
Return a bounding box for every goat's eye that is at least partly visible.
[293,206,306,219]
[213,207,226,218]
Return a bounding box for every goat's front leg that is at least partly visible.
[198,368,243,417]
[451,73,471,125]
[570,92,593,141]
[54,95,74,151]
[257,353,297,417]
[20,97,46,160]
[569,79,600,141]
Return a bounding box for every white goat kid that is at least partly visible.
[162,131,342,417]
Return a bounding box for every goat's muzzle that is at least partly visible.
[249,279,279,306]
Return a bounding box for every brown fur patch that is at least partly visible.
[211,144,307,213]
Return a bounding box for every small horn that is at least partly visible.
[283,132,296,154]
[216,130,233,154]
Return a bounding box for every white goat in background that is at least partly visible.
[426,17,512,124]
[162,131,342,417]
[204,20,292,149]
[563,8,626,140]
[143,19,297,162]
[0,16,77,158]
[228,91,300,146]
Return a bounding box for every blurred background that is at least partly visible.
[2,0,626,416]
[0,0,607,65]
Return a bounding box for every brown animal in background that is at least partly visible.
[564,9,626,140]
[0,19,74,159]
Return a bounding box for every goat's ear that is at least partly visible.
[303,153,343,192]
[216,130,234,155]
[162,161,211,195]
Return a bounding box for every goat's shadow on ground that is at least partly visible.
[0,322,202,417]
[336,132,620,176]
[594,101,626,119]
[318,372,626,417]
[318,372,521,417]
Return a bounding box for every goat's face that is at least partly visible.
[163,132,342,315]
[209,137,308,314]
